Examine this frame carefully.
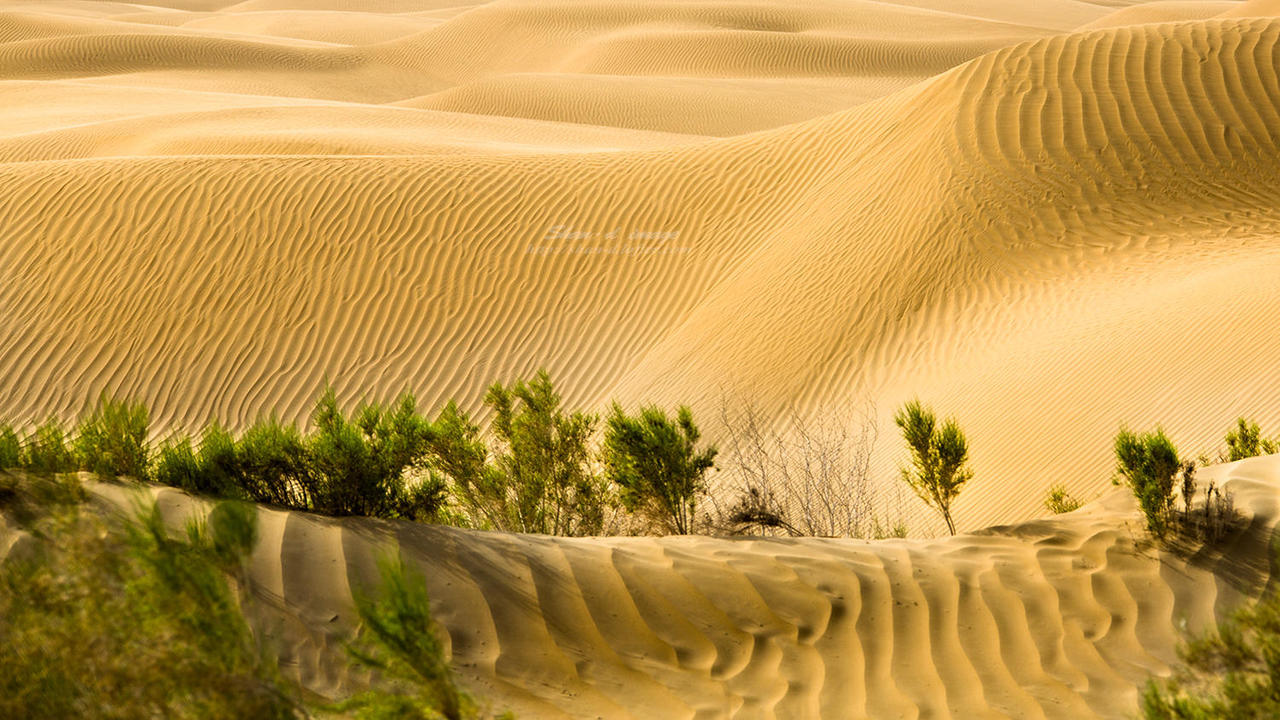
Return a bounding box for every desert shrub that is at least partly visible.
[1044,484,1082,514]
[21,416,75,473]
[603,403,717,535]
[894,400,971,536]
[716,399,889,538]
[73,393,149,479]
[151,425,243,498]
[1142,557,1280,719]
[150,434,203,490]
[477,371,610,536]
[0,489,303,720]
[872,518,910,539]
[238,417,310,508]
[337,557,506,720]
[1225,417,1277,462]
[427,401,506,529]
[307,387,437,518]
[0,424,19,469]
[1115,427,1182,537]
[198,423,244,496]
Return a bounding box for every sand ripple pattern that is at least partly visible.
[60,456,1280,719]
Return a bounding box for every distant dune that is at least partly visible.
[11,455,1259,719]
[3,0,1280,536]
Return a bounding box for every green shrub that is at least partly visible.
[150,434,202,490]
[1114,427,1181,537]
[197,423,243,497]
[0,425,19,469]
[0,489,303,720]
[426,401,502,529]
[894,400,972,535]
[1044,484,1082,514]
[238,417,310,508]
[73,393,149,479]
[307,387,435,518]
[480,371,610,536]
[603,403,716,535]
[338,557,494,720]
[21,417,75,473]
[1225,417,1277,461]
[152,425,243,498]
[1143,555,1280,718]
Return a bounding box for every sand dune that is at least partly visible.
[3,1,1280,535]
[17,454,1262,718]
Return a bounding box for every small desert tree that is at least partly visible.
[21,417,75,473]
[1225,417,1277,461]
[603,403,717,535]
[307,387,436,518]
[894,400,971,536]
[1114,427,1181,537]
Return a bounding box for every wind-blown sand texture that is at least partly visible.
[0,455,1269,719]
[3,0,1280,529]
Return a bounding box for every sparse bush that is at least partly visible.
[0,425,19,469]
[894,400,971,535]
[73,393,150,480]
[724,485,797,536]
[21,416,74,473]
[604,403,716,535]
[1225,417,1277,461]
[1114,427,1182,537]
[1142,551,1280,719]
[716,399,886,538]
[338,557,506,720]
[198,423,244,496]
[1044,484,1082,514]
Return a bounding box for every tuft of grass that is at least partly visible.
[0,424,19,469]
[21,417,75,474]
[1044,484,1082,514]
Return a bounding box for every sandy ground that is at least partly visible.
[0,454,1261,719]
[2,0,1280,528]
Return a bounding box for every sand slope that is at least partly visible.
[2,454,1258,719]
[3,1,1280,531]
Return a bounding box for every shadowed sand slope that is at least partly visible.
[21,454,1269,719]
[5,5,1280,530]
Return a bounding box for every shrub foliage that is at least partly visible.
[1114,427,1183,537]
[1143,563,1280,719]
[73,393,149,479]
[603,403,717,535]
[1225,417,1277,462]
[894,400,971,535]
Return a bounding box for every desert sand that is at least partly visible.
[3,2,1280,716]
[0,454,1252,718]
[4,0,1280,534]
